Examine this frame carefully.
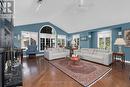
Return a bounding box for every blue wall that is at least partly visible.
[69,31,91,48]
[13,21,130,61]
[121,24,130,61]
[70,22,130,61]
[13,22,69,53]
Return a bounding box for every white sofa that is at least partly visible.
[75,48,112,65]
[44,48,70,60]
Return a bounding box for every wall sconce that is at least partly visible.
[17,34,20,41]
[88,35,91,38]
[14,36,17,39]
[118,31,122,36]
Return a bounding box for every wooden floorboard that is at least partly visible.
[22,57,130,87]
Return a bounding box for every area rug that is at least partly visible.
[49,59,111,87]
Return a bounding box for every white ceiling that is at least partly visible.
[14,0,130,33]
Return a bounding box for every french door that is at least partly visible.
[72,34,80,49]
[40,34,56,52]
[98,31,111,50]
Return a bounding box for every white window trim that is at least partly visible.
[57,35,67,47]
[97,30,112,51]
[21,31,38,50]
[39,25,57,52]
[39,34,56,52]
[72,34,80,49]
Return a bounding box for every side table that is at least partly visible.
[112,52,125,68]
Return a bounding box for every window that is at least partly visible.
[72,34,80,49]
[21,31,38,50]
[40,26,52,34]
[39,25,56,52]
[39,25,67,51]
[39,34,56,51]
[57,35,66,47]
[97,31,111,50]
[40,38,45,50]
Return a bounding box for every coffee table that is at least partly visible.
[71,56,80,65]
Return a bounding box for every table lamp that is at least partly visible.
[114,38,126,53]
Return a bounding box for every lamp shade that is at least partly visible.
[114,38,126,45]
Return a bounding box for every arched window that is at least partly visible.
[40,26,52,34]
[39,25,56,51]
[40,25,56,34]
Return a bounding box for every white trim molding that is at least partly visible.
[116,58,130,63]
[39,25,57,52]
[125,61,130,63]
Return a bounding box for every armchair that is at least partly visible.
[26,45,38,58]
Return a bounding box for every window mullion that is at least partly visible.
[104,37,106,49]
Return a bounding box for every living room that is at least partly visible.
[0,0,130,87]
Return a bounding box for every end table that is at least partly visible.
[112,52,125,68]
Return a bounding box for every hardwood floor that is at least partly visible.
[22,57,130,87]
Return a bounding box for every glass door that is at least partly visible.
[99,38,105,49]
[98,31,111,50]
[51,38,55,48]
[39,25,56,52]
[40,38,45,50]
[46,38,50,48]
[72,34,80,49]
[40,36,56,51]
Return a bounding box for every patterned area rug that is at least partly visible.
[49,59,111,87]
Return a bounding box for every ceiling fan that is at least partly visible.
[78,0,93,8]
[35,0,86,11]
[79,0,84,7]
[36,0,45,11]
[38,0,43,2]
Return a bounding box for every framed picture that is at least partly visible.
[124,29,130,47]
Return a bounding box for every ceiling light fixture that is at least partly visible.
[37,0,43,3]
[36,0,43,11]
[79,0,84,7]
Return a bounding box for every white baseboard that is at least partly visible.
[36,54,44,56]
[125,61,130,63]
[23,54,44,58]
[23,55,27,58]
[116,58,130,63]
